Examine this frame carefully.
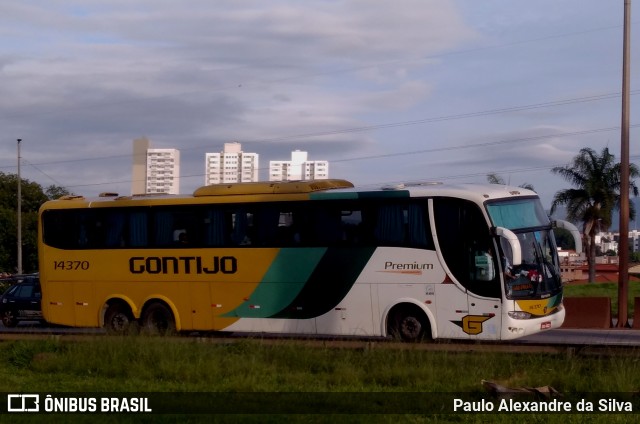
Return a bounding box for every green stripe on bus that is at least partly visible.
[310,190,410,200]
[271,246,377,319]
[357,190,410,199]
[549,294,561,308]
[309,191,358,200]
[222,248,327,318]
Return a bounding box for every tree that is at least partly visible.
[0,172,66,274]
[486,173,535,191]
[45,185,71,200]
[550,147,639,282]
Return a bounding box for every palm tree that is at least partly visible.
[550,147,639,283]
[486,173,535,191]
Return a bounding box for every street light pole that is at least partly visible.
[16,138,22,275]
[618,0,631,327]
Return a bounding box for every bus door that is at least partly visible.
[432,198,502,340]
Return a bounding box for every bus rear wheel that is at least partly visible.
[141,302,176,336]
[388,305,431,342]
[104,303,136,335]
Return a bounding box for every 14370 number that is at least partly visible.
[53,261,90,271]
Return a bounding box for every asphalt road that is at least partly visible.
[3,321,640,347]
[518,328,640,347]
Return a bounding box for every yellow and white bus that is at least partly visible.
[38,179,581,341]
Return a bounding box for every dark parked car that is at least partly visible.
[0,275,42,327]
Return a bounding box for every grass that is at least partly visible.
[563,280,640,317]
[0,337,639,423]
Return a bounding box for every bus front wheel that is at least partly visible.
[141,302,176,335]
[104,303,136,335]
[388,305,431,342]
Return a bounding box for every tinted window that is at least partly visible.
[42,199,435,250]
[486,197,549,230]
[433,198,500,298]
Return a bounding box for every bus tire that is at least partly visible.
[388,304,431,342]
[141,302,176,336]
[104,302,137,335]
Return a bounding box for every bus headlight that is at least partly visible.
[508,311,532,320]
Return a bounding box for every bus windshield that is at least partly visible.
[486,198,562,299]
[504,229,561,299]
[485,197,548,230]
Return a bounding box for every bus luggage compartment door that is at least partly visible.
[73,281,97,327]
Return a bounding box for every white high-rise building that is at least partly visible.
[131,138,181,195]
[145,148,180,194]
[205,142,259,185]
[269,150,329,181]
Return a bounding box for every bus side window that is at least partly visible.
[128,211,149,247]
[373,204,404,245]
[231,209,251,246]
[308,207,342,245]
[341,210,363,245]
[253,207,279,246]
[204,208,227,246]
[154,211,175,246]
[105,213,125,247]
[276,212,296,245]
[76,216,89,248]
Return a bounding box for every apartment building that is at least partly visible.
[131,137,181,195]
[269,150,329,181]
[205,142,259,185]
[146,148,180,194]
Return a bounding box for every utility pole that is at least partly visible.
[16,138,22,275]
[618,0,631,327]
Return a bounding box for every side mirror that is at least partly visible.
[553,220,583,254]
[494,227,522,266]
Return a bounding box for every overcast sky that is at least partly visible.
[0,0,638,209]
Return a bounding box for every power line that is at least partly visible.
[61,124,640,190]
[22,159,66,187]
[330,125,639,164]
[0,90,633,171]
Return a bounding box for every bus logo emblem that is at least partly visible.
[452,315,492,335]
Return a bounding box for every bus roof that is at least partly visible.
[193,179,354,196]
[41,180,538,210]
[379,182,538,204]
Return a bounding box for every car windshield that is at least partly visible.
[5,279,40,298]
[5,285,18,296]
